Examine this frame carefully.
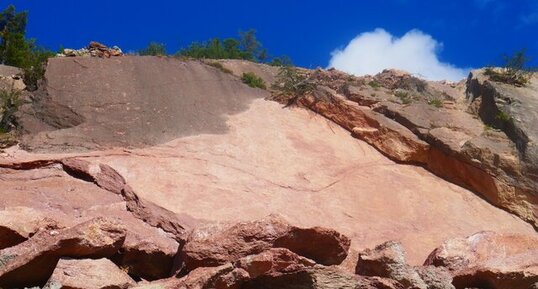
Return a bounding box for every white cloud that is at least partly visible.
[328,29,469,81]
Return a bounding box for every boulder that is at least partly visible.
[43,258,135,289]
[137,248,401,289]
[235,248,317,278]
[425,231,538,289]
[0,206,60,250]
[113,230,179,281]
[132,264,247,289]
[415,266,455,289]
[0,217,126,288]
[356,241,428,289]
[179,215,350,271]
[0,64,20,77]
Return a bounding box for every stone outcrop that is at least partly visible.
[43,258,135,289]
[425,231,538,289]
[0,159,184,283]
[2,57,537,288]
[179,215,350,271]
[265,67,537,227]
[466,69,538,225]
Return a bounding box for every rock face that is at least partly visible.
[1,57,537,288]
[268,67,537,228]
[425,231,538,289]
[44,258,135,289]
[5,57,536,269]
[466,69,538,225]
[19,56,267,152]
[179,215,350,271]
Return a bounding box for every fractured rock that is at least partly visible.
[113,229,179,281]
[356,241,428,289]
[179,215,350,271]
[425,231,538,289]
[137,248,401,289]
[44,258,135,289]
[0,206,60,250]
[0,217,126,288]
[415,266,455,289]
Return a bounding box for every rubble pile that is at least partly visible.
[58,41,123,58]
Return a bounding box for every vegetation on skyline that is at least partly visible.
[138,42,167,56]
[485,49,536,87]
[0,5,53,90]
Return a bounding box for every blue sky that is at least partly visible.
[7,0,538,80]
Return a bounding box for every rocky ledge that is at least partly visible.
[0,158,536,289]
[253,65,537,228]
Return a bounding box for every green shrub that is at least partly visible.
[21,46,54,91]
[269,56,293,67]
[206,61,233,74]
[484,49,535,86]
[395,90,412,104]
[428,98,443,108]
[241,72,266,89]
[0,88,23,133]
[139,42,167,56]
[177,30,263,61]
[368,80,381,89]
[496,110,512,122]
[271,66,316,105]
[176,30,291,65]
[0,5,53,90]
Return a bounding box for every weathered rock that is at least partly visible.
[141,249,400,289]
[113,229,179,281]
[9,57,537,269]
[0,217,126,288]
[0,64,21,77]
[235,248,317,278]
[0,206,60,250]
[0,160,183,281]
[59,158,189,242]
[43,258,135,289]
[415,266,455,289]
[356,241,428,289]
[284,67,537,228]
[425,231,538,289]
[132,264,247,289]
[466,69,538,226]
[179,215,350,271]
